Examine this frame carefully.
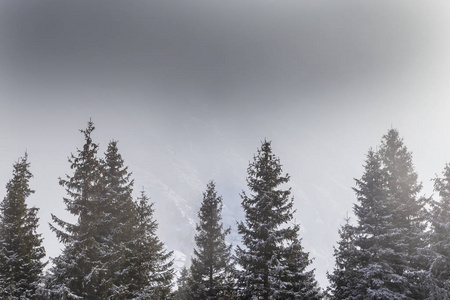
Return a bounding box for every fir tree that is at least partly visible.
[47,120,109,299]
[350,149,400,299]
[128,190,174,299]
[190,181,234,299]
[236,140,320,300]
[102,142,175,299]
[327,217,360,300]
[378,129,429,298]
[429,163,450,298]
[100,140,136,298]
[330,129,431,299]
[0,153,46,299]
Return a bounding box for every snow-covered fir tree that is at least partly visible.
[350,149,399,299]
[46,120,109,299]
[378,129,429,298]
[235,140,320,300]
[429,163,450,298]
[99,140,136,298]
[327,217,360,300]
[189,181,234,299]
[329,129,431,299]
[129,190,174,299]
[0,153,46,299]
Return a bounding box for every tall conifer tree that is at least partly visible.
[350,149,398,298]
[100,140,136,298]
[429,163,450,298]
[329,129,430,299]
[102,142,174,298]
[378,129,429,298]
[47,121,109,299]
[128,190,174,299]
[0,154,46,299]
[189,181,234,299]
[236,140,320,299]
[327,217,359,300]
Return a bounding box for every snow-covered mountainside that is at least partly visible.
[128,133,355,289]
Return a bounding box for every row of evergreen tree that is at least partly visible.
[0,121,449,299]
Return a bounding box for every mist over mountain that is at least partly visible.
[125,120,364,288]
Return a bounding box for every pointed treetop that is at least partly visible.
[79,119,96,143]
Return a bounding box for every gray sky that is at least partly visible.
[1,0,450,288]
